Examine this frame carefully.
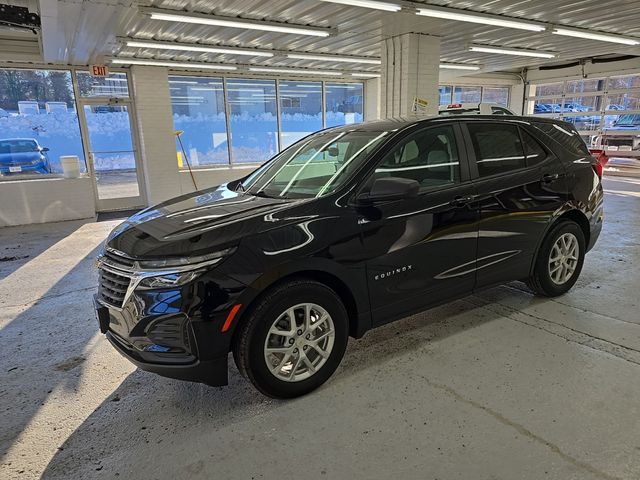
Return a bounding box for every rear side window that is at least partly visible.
[521,129,547,166]
[533,121,590,156]
[467,123,526,177]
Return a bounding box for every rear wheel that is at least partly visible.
[527,220,585,297]
[233,279,349,398]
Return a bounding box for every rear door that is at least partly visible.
[462,121,569,289]
[358,122,480,325]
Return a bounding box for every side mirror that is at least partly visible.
[41,147,50,152]
[357,177,419,204]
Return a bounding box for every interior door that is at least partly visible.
[358,123,479,326]
[81,101,146,212]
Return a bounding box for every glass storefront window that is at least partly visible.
[439,86,452,105]
[565,79,605,94]
[227,79,278,164]
[535,82,564,96]
[325,83,363,128]
[0,68,85,177]
[608,75,640,91]
[563,114,602,132]
[76,71,129,98]
[279,81,322,149]
[453,86,481,103]
[563,96,602,113]
[532,98,562,115]
[606,92,640,111]
[482,87,509,106]
[169,76,228,167]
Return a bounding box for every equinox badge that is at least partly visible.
[375,265,413,281]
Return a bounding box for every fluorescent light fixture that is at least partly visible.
[552,28,639,46]
[249,67,343,76]
[111,58,238,70]
[351,73,381,78]
[469,45,555,58]
[287,53,381,65]
[439,63,481,70]
[318,0,401,12]
[125,40,274,57]
[416,6,545,32]
[148,11,330,37]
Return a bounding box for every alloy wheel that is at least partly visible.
[263,303,335,382]
[548,232,579,285]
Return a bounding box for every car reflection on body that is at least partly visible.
[0,138,51,175]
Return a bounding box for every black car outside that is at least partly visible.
[95,115,604,398]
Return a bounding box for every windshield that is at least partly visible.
[615,114,640,126]
[0,139,38,154]
[242,129,389,199]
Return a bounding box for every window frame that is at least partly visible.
[356,121,472,198]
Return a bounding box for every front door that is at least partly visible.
[80,100,146,212]
[358,123,479,326]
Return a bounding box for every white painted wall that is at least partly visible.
[0,177,95,227]
[130,65,183,205]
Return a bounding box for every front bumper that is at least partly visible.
[106,331,229,386]
[95,268,253,387]
[0,162,49,175]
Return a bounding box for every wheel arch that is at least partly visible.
[529,207,590,276]
[230,266,370,352]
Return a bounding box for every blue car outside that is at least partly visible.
[0,138,51,175]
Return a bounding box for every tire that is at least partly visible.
[233,279,349,399]
[526,220,585,297]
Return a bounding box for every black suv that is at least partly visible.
[95,116,603,398]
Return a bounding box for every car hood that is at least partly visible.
[0,151,43,164]
[107,183,313,258]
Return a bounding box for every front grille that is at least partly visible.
[98,249,135,308]
[104,249,135,269]
[98,268,131,308]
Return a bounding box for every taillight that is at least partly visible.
[593,162,603,179]
[588,148,607,179]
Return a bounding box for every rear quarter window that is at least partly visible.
[533,121,590,156]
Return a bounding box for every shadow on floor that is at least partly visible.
[40,294,514,478]
[0,220,92,281]
[0,243,105,462]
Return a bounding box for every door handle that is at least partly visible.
[450,195,474,207]
[541,173,561,183]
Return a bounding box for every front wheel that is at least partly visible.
[527,220,585,297]
[233,280,349,398]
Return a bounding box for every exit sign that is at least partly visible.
[90,65,109,77]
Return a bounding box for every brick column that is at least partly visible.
[381,33,440,118]
[130,65,182,205]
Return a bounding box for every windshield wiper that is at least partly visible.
[252,190,276,198]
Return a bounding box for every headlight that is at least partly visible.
[137,247,236,269]
[137,271,203,290]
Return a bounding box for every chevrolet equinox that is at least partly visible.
[95,116,604,398]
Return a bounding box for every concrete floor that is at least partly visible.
[1,176,640,480]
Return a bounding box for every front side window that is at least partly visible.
[373,125,460,191]
[468,123,525,177]
[243,129,387,199]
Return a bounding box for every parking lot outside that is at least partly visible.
[1,175,639,480]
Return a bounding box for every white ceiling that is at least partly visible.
[0,0,639,76]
